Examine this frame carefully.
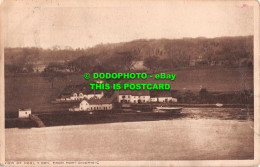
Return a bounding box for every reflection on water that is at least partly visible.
[178,107,254,121]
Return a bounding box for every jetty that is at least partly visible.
[30,114,45,127]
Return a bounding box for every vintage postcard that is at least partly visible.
[0,0,259,166]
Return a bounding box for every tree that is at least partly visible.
[25,64,34,73]
[92,64,105,73]
[143,56,160,73]
[42,68,65,88]
[67,62,77,72]
[165,43,184,69]
[199,88,209,103]
[74,55,97,72]
[120,52,138,71]
[45,62,66,72]
[183,90,195,103]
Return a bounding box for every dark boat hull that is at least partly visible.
[154,107,183,113]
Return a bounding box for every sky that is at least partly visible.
[3,0,254,49]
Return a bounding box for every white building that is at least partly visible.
[150,90,178,103]
[58,90,104,101]
[150,97,158,102]
[150,97,177,103]
[70,91,103,101]
[117,90,178,103]
[118,90,150,103]
[157,97,177,103]
[33,64,47,72]
[18,108,31,118]
[69,98,112,112]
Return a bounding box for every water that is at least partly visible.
[179,107,254,121]
[5,107,254,160]
[6,118,254,161]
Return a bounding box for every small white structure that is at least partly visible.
[150,97,158,102]
[157,97,177,103]
[150,96,177,103]
[172,97,178,103]
[18,108,31,118]
[150,91,178,103]
[69,99,113,112]
[216,103,223,107]
[118,90,150,103]
[59,91,104,101]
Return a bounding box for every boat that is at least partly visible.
[216,103,223,107]
[154,106,183,113]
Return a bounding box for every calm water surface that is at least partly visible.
[178,107,254,121]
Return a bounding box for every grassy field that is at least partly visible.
[5,67,253,115]
[122,67,253,92]
[5,73,87,115]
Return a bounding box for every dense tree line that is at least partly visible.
[177,88,254,104]
[66,36,254,73]
[5,36,253,74]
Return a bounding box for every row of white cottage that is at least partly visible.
[117,90,177,103]
[69,90,177,112]
[59,88,177,104]
[57,90,103,101]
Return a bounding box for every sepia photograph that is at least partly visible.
[0,0,259,166]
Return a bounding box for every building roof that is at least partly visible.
[87,98,113,105]
[60,84,103,97]
[19,108,31,111]
[71,89,103,95]
[118,90,150,96]
[71,97,112,105]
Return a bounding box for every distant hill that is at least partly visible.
[4,36,253,73]
[68,36,253,73]
[4,47,83,65]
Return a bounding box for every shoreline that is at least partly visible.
[131,103,253,108]
[5,107,254,129]
[5,103,253,118]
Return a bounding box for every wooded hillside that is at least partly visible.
[5,36,253,73]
